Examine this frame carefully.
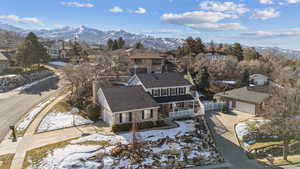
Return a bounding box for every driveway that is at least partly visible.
[0,74,65,141]
[205,111,269,169]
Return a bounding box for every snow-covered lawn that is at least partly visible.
[16,97,55,133]
[37,111,93,133]
[48,61,68,67]
[27,120,224,169]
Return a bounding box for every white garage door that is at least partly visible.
[236,102,256,115]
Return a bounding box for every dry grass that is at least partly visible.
[0,154,14,169]
[259,156,300,166]
[22,138,74,169]
[48,100,71,113]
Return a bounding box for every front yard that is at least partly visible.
[23,119,224,169]
[235,119,300,163]
[37,100,93,133]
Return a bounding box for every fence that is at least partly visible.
[202,101,226,113]
[169,109,194,119]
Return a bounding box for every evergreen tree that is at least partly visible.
[15,32,49,69]
[232,43,244,61]
[195,66,210,91]
[241,69,250,86]
[107,39,114,50]
[135,42,144,49]
[210,40,216,54]
[117,37,125,49]
[195,37,205,53]
[243,48,261,60]
[112,40,119,50]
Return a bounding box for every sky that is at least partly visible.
[0,0,300,49]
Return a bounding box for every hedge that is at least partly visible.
[112,120,167,132]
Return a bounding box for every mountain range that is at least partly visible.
[0,22,299,58]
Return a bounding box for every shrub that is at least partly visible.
[86,104,101,121]
[112,120,167,132]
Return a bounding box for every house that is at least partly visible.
[128,72,196,119]
[0,52,9,73]
[214,85,271,115]
[127,49,165,74]
[97,86,160,126]
[96,72,198,126]
[250,74,269,86]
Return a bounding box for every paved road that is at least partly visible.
[0,75,64,141]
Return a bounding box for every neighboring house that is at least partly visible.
[196,53,227,62]
[214,85,271,116]
[97,86,160,126]
[250,74,269,86]
[127,49,165,74]
[128,72,196,119]
[0,52,9,73]
[97,72,198,126]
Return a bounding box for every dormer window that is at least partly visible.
[153,89,160,97]
[170,88,177,96]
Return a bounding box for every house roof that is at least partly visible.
[153,94,194,104]
[101,86,159,113]
[215,85,271,104]
[136,72,191,88]
[0,52,8,61]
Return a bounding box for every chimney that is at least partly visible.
[92,80,101,104]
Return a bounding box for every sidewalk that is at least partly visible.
[0,92,112,169]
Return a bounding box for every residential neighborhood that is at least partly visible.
[0,1,300,169]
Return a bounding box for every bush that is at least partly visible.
[86,104,101,121]
[112,120,167,132]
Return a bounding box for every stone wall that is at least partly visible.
[0,70,55,92]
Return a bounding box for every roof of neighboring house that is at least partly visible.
[153,94,194,104]
[0,52,8,61]
[215,85,271,104]
[136,72,191,88]
[128,49,163,59]
[101,85,159,113]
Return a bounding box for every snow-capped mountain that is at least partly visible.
[255,46,300,59]
[0,22,24,33]
[1,24,183,49]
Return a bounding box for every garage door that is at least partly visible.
[236,102,256,115]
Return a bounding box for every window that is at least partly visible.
[143,110,152,120]
[179,87,186,95]
[134,59,143,64]
[142,111,145,120]
[150,109,153,118]
[161,88,168,96]
[153,89,160,97]
[170,88,177,96]
[119,114,123,123]
[128,112,132,122]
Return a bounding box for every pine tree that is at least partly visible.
[210,40,216,54]
[135,42,144,49]
[241,69,250,86]
[107,39,114,50]
[117,37,125,49]
[195,37,205,54]
[232,43,244,61]
[112,40,119,50]
[195,66,210,91]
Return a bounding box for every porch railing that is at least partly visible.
[169,109,194,119]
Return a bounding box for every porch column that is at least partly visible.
[192,101,195,113]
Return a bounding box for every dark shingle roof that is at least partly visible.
[0,52,8,61]
[101,86,159,113]
[136,72,191,88]
[153,95,194,104]
[215,85,270,104]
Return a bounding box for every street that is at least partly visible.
[0,75,64,141]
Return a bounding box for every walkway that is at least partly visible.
[0,94,111,169]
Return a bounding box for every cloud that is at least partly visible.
[161,11,245,31]
[129,8,147,14]
[251,8,280,20]
[0,15,43,25]
[260,0,273,4]
[287,0,300,4]
[109,6,123,13]
[144,29,199,35]
[199,1,250,15]
[240,28,300,39]
[61,2,94,8]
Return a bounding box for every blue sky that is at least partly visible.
[0,0,300,49]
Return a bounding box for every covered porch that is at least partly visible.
[155,95,196,119]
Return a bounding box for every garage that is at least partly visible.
[236,101,256,115]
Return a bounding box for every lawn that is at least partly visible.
[0,154,14,169]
